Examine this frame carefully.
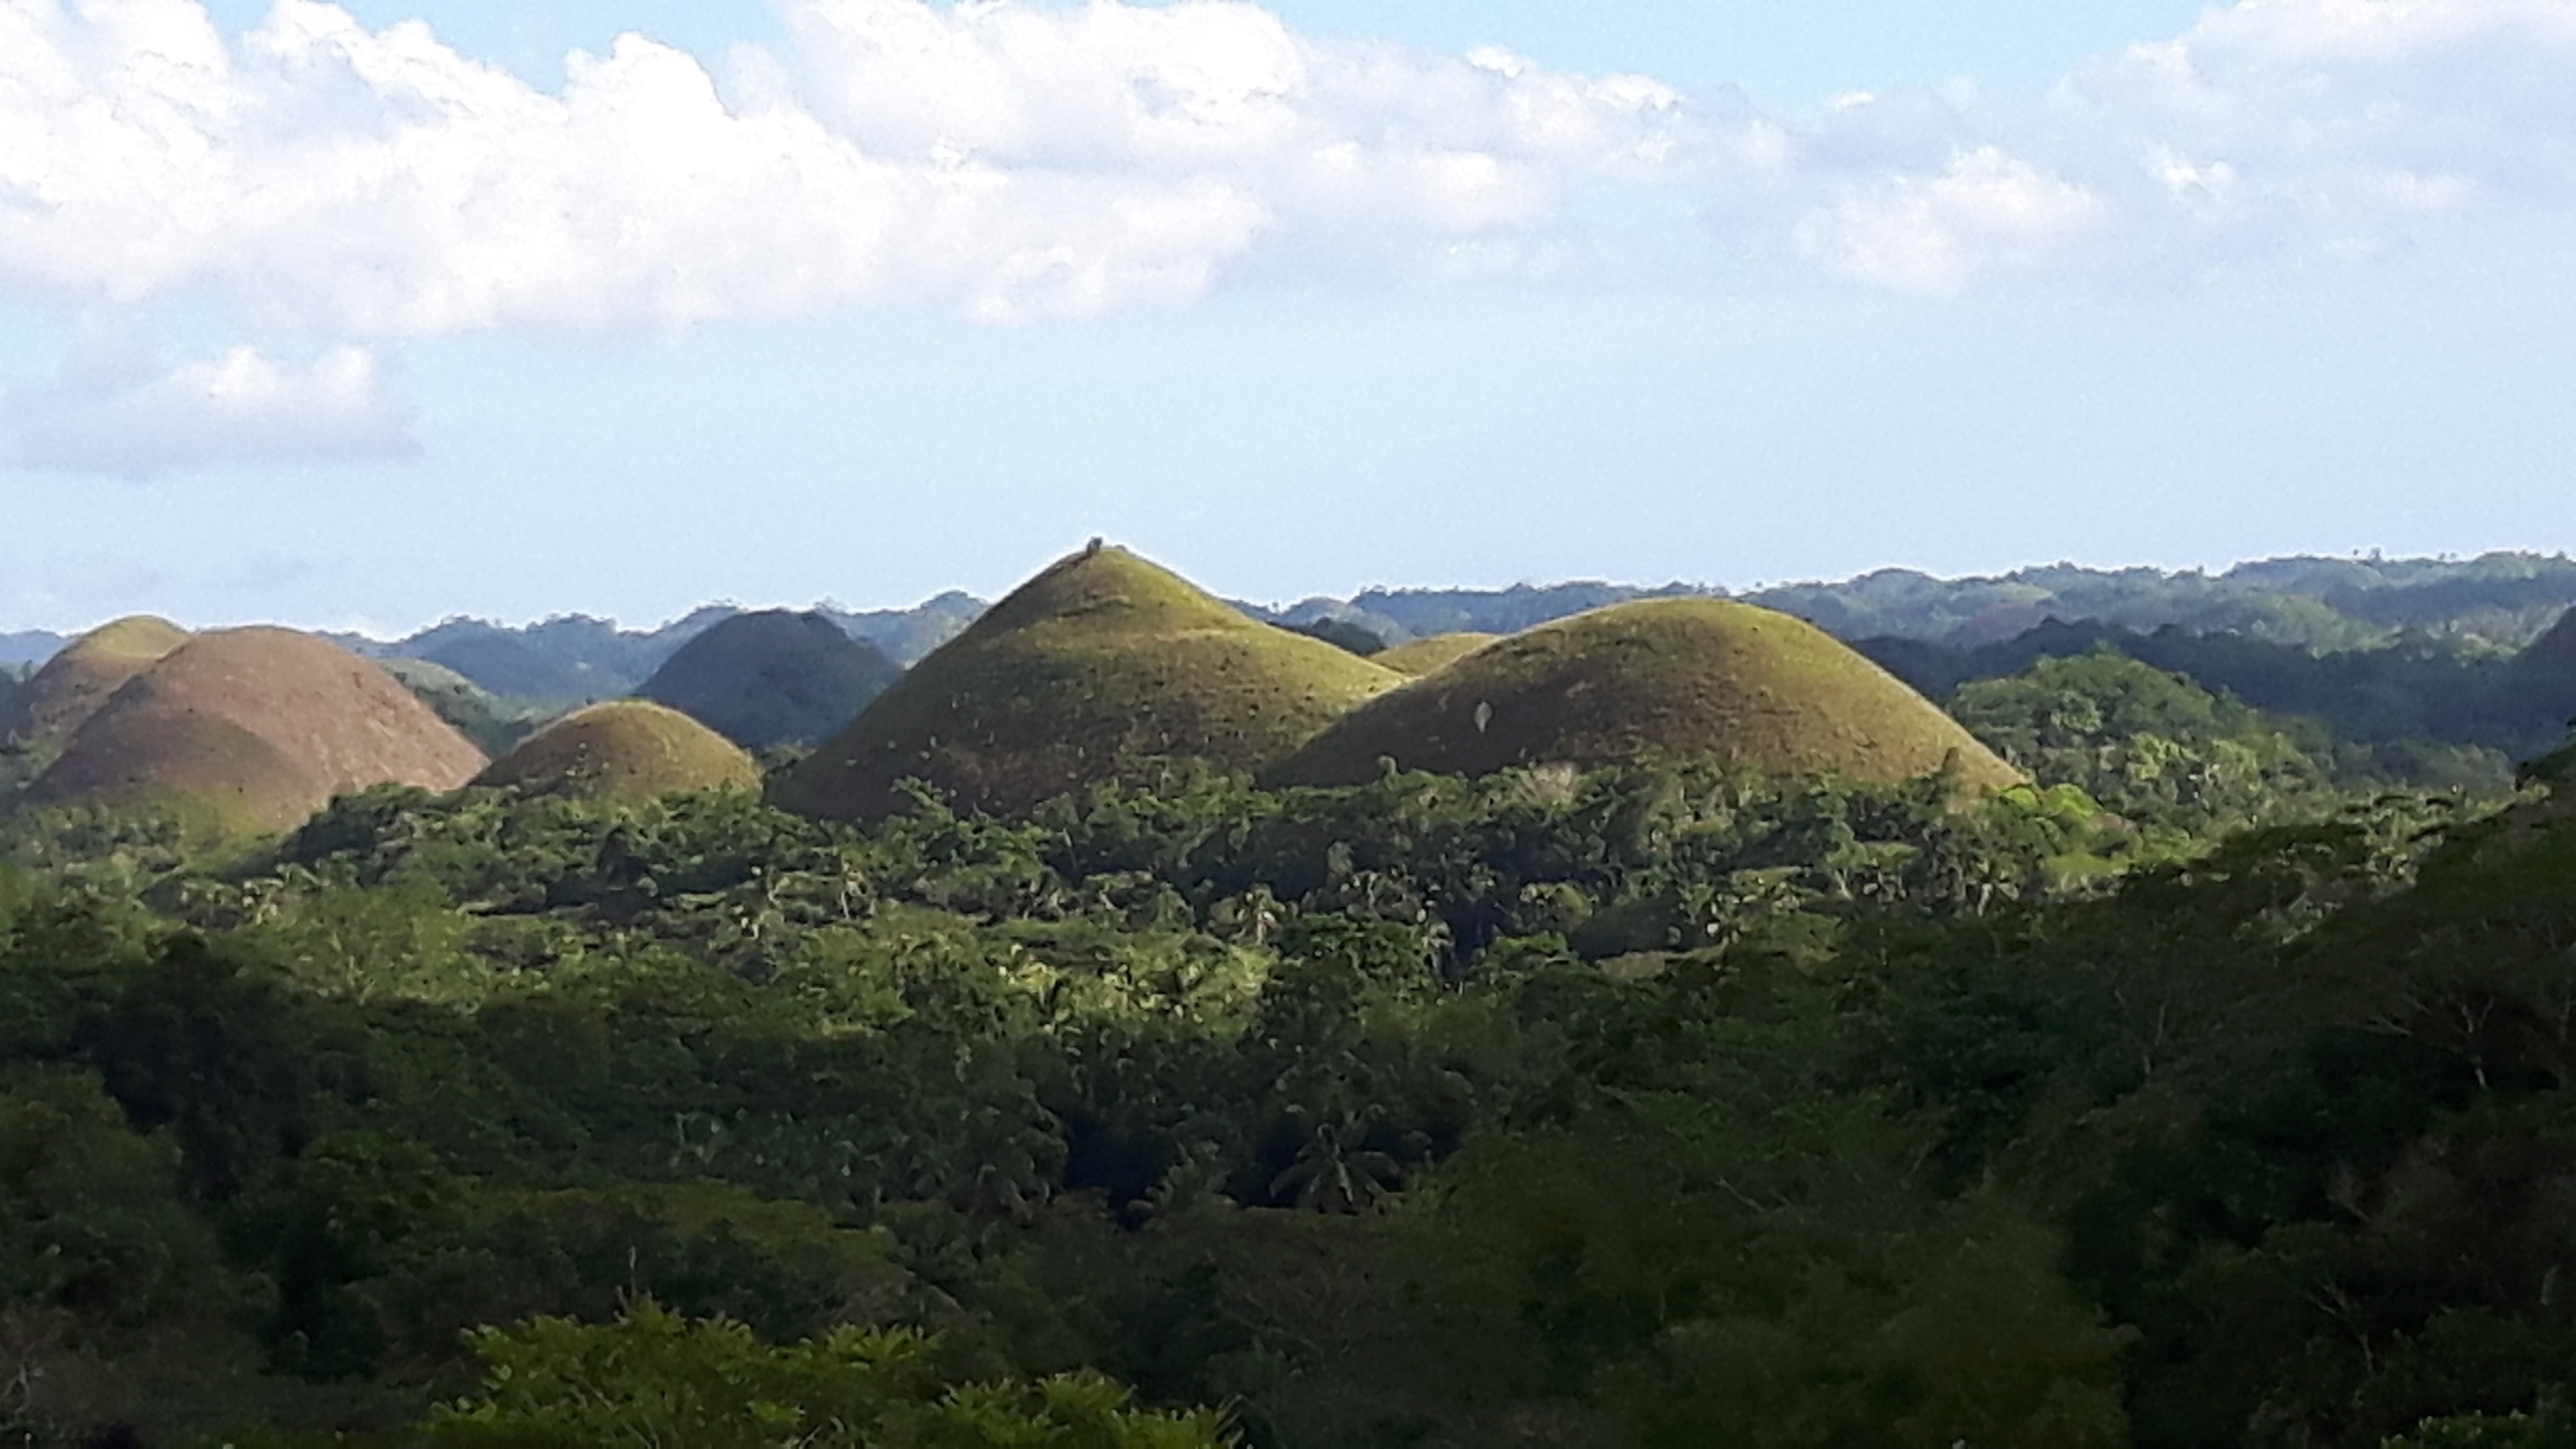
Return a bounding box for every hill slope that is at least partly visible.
[639,610,902,750]
[1267,598,2021,792]
[23,627,488,833]
[773,545,1401,820]
[475,700,759,802]
[0,615,191,749]
[1372,633,1499,677]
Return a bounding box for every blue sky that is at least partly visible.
[4,0,2573,634]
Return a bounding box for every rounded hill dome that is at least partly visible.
[476,700,759,802]
[25,627,487,833]
[772,544,1401,820]
[1265,598,2021,792]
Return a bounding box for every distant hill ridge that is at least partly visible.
[9,552,2572,704]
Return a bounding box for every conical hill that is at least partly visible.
[1373,632,1501,678]
[0,615,189,747]
[24,627,488,833]
[639,610,901,750]
[476,701,759,802]
[773,544,1402,820]
[2520,608,2576,675]
[1265,598,2022,792]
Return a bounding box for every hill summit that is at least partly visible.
[1,614,190,749]
[1267,598,2021,792]
[1371,632,1501,678]
[638,610,902,750]
[23,627,487,833]
[773,544,1401,820]
[475,700,759,802]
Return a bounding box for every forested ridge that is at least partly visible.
[0,663,2569,1444]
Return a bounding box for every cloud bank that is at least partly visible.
[1,0,2572,470]
[0,0,1684,333]
[0,339,413,476]
[7,0,2572,327]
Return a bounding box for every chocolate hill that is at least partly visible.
[1266,598,2023,792]
[23,627,487,833]
[1372,632,1501,678]
[773,544,1402,820]
[2514,608,2576,735]
[638,610,902,750]
[0,615,190,749]
[475,701,759,802]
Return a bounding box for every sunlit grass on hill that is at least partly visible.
[1267,597,2023,793]
[1371,631,1500,677]
[0,613,190,750]
[773,544,1401,821]
[476,700,759,803]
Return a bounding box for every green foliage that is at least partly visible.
[0,706,2561,1444]
[1950,649,2354,834]
[425,1298,1233,1447]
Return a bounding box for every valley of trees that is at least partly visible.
[0,551,2573,1446]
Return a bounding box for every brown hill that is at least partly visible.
[476,701,759,802]
[773,544,1401,820]
[2522,607,2576,674]
[1266,598,2022,792]
[1373,632,1501,677]
[0,615,189,748]
[24,627,487,833]
[638,610,902,750]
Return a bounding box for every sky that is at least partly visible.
[3,0,2574,636]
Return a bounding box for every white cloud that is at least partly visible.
[0,0,1688,333]
[0,0,2568,352]
[1782,0,2576,289]
[0,338,414,476]
[1794,147,2104,292]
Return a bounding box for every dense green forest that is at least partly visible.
[0,646,2569,1444]
[5,545,2576,1447]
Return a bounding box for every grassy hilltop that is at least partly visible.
[0,614,189,751]
[773,544,1401,820]
[475,700,760,803]
[1271,597,2023,792]
[1370,631,1500,677]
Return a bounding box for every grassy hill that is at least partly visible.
[0,614,190,750]
[639,610,903,750]
[1372,633,1499,677]
[773,544,1401,821]
[23,627,487,834]
[1267,598,2021,792]
[475,700,759,803]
